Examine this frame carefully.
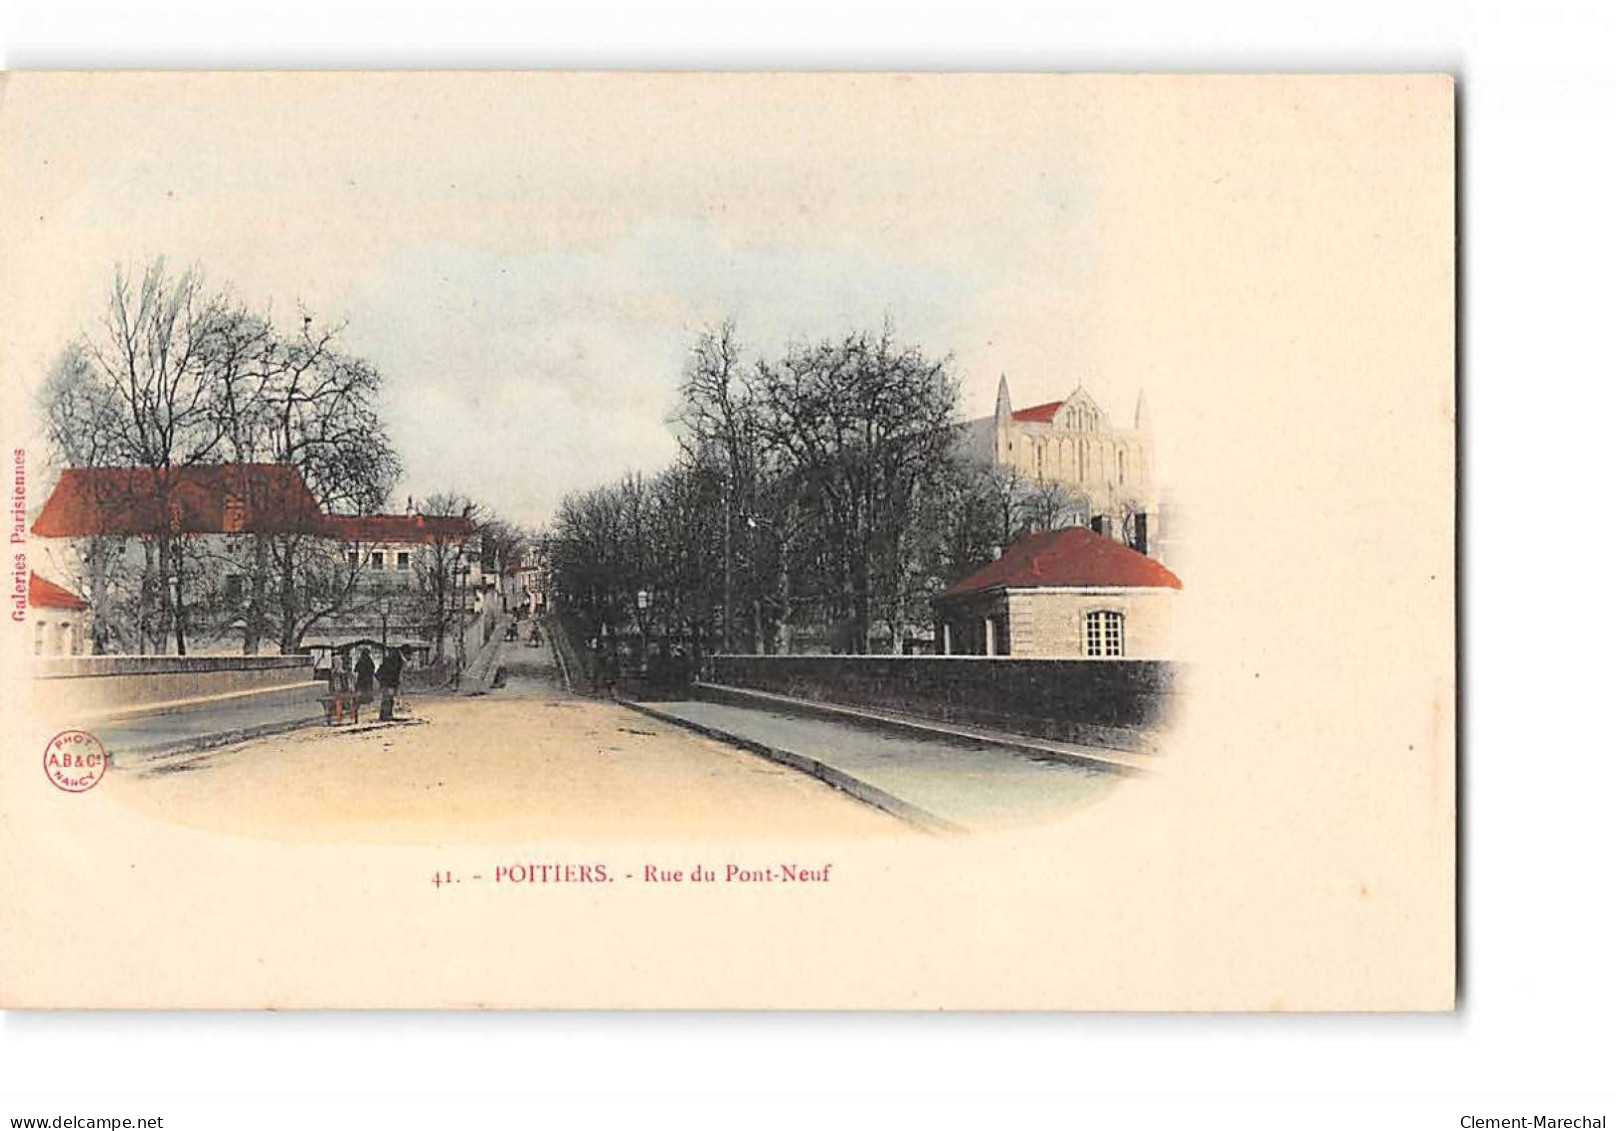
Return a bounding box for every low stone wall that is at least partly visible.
[704,654,1179,751]
[33,654,315,717]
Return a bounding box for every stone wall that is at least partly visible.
[1003,588,1175,660]
[704,654,1179,750]
[32,654,316,718]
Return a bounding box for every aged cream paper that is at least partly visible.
[0,72,1454,1009]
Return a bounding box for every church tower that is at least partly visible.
[994,374,1013,462]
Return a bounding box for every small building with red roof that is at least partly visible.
[933,525,1182,659]
[27,572,91,656]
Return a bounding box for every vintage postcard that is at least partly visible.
[0,72,1455,1009]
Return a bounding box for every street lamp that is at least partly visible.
[454,560,472,685]
[636,588,651,679]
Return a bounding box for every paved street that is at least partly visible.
[96,627,1124,841]
[96,683,330,761]
[103,632,899,843]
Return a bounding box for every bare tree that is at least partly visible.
[75,260,235,653]
[1021,478,1079,534]
[748,327,960,651]
[38,259,401,655]
[409,492,481,665]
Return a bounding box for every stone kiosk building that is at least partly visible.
[933,525,1182,659]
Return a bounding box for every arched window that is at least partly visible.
[1084,610,1124,658]
[1117,449,1127,483]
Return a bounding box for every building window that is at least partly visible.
[1117,450,1126,483]
[34,621,45,656]
[347,551,360,568]
[223,573,244,605]
[396,552,410,571]
[1085,610,1124,658]
[222,493,248,533]
[371,552,385,570]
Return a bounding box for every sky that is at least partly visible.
[2,73,1176,528]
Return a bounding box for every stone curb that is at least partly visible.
[618,699,964,836]
[112,714,429,767]
[108,715,328,766]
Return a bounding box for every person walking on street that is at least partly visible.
[378,647,404,721]
[356,647,376,705]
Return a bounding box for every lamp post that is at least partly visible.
[455,560,472,684]
[636,588,651,679]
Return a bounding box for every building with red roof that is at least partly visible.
[933,525,1182,659]
[27,572,90,655]
[31,464,324,538]
[29,463,483,658]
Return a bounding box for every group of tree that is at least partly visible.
[544,321,1086,659]
[37,258,522,658]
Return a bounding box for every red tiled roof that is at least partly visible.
[31,465,323,538]
[939,526,1182,599]
[1010,400,1064,423]
[29,572,89,611]
[322,513,475,544]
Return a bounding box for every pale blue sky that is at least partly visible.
[2,73,1136,529]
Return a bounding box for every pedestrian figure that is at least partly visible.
[355,647,376,705]
[377,647,404,722]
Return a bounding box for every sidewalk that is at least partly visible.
[460,613,513,693]
[627,692,1126,834]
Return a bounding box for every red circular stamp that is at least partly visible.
[43,730,108,793]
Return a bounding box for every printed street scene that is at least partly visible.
[17,79,1185,840]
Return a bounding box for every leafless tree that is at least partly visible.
[409,492,482,665]
[39,259,401,655]
[1021,478,1079,534]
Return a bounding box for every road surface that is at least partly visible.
[103,629,899,843]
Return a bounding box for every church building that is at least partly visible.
[968,376,1161,559]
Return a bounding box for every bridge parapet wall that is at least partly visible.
[704,655,1179,751]
[32,654,316,718]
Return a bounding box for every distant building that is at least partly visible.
[26,572,90,656]
[514,546,546,615]
[966,376,1160,558]
[30,464,474,658]
[932,525,1182,659]
[308,511,478,665]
